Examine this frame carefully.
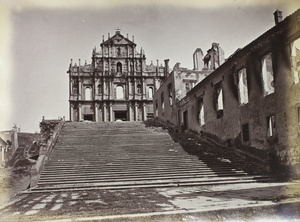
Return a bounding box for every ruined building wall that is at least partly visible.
[179,9,300,177]
[153,57,212,127]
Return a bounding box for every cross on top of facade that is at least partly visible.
[115,27,121,34]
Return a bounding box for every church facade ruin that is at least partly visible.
[68,30,167,122]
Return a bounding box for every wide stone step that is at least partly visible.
[39,169,225,179]
[38,172,249,184]
[40,166,216,174]
[29,176,268,193]
[31,122,269,193]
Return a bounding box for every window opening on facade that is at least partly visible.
[267,115,275,137]
[168,84,173,106]
[155,101,158,117]
[215,82,223,118]
[261,53,275,96]
[242,123,249,142]
[291,38,300,84]
[85,87,92,100]
[198,98,205,126]
[116,85,124,99]
[148,87,153,99]
[238,68,249,105]
[161,92,164,115]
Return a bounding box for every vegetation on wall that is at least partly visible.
[39,120,60,143]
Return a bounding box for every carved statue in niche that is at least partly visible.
[136,61,140,71]
[137,84,142,94]
[96,59,102,70]
[72,82,78,94]
[117,47,121,56]
[130,62,134,73]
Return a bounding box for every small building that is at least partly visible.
[0,137,8,165]
[68,29,167,122]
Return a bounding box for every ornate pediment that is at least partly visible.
[101,33,136,47]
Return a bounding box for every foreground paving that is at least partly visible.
[0,181,300,221]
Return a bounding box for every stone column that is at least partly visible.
[94,77,99,98]
[125,78,129,99]
[78,104,82,121]
[109,103,113,121]
[128,103,132,121]
[103,103,107,122]
[134,77,137,99]
[143,103,147,121]
[78,78,82,100]
[95,103,99,122]
[103,78,107,99]
[142,78,146,99]
[129,78,132,98]
[69,79,72,100]
[70,104,74,121]
[135,102,138,121]
[110,79,114,100]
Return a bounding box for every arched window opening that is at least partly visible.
[198,99,205,126]
[238,68,249,105]
[217,88,223,110]
[291,38,300,84]
[117,62,122,73]
[85,87,92,100]
[261,53,274,96]
[214,82,223,118]
[148,87,153,99]
[116,85,124,99]
[161,92,164,115]
[168,84,173,106]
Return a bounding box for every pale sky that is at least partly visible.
[0,0,300,133]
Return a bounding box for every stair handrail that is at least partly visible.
[30,118,65,188]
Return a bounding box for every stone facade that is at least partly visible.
[154,9,300,178]
[68,30,166,122]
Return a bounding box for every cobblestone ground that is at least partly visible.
[0,182,300,221]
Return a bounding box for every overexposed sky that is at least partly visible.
[0,0,299,132]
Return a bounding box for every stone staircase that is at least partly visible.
[29,122,269,192]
